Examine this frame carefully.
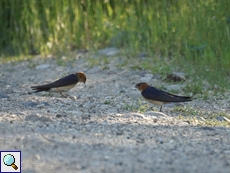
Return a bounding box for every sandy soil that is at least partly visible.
[0,52,230,173]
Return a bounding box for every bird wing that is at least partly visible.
[141,86,192,102]
[31,74,79,90]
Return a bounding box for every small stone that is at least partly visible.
[153,118,158,123]
[36,64,50,70]
[124,112,145,119]
[137,158,144,163]
[40,102,50,106]
[173,71,186,78]
[144,111,169,118]
[120,89,126,93]
[216,116,230,123]
[0,92,10,98]
[126,91,141,99]
[106,108,117,113]
[88,66,101,74]
[36,104,45,108]
[56,114,62,118]
[35,154,40,160]
[196,116,205,121]
[25,114,52,122]
[116,130,123,135]
[14,112,24,115]
[100,105,109,110]
[157,138,164,144]
[98,47,120,56]
[101,121,108,125]
[214,126,227,130]
[138,52,148,58]
[138,71,147,77]
[81,122,86,125]
[198,126,215,131]
[140,76,151,81]
[4,89,14,94]
[136,138,145,143]
[166,84,185,91]
[140,74,153,82]
[83,103,95,109]
[21,101,38,107]
[115,161,123,166]
[81,114,90,120]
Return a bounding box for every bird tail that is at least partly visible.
[176,96,192,102]
[167,92,192,102]
[31,85,50,93]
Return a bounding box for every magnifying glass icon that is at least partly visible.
[3,154,18,170]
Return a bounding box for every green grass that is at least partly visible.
[104,100,111,104]
[123,99,149,113]
[0,0,230,89]
[175,105,230,127]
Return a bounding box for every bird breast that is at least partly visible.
[145,99,166,106]
[50,84,77,92]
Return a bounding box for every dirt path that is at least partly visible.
[0,52,230,173]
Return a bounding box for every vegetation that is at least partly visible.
[0,0,230,88]
[175,105,230,127]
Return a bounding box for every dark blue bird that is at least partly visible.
[31,72,86,97]
[135,82,192,112]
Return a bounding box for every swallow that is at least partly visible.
[135,82,192,112]
[31,72,86,97]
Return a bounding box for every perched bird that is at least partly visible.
[31,72,86,97]
[135,82,192,112]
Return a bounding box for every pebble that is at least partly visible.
[25,114,52,122]
[87,66,101,74]
[56,114,62,118]
[81,114,90,120]
[21,101,38,107]
[173,71,186,79]
[126,91,141,99]
[100,105,109,110]
[124,112,145,119]
[138,52,148,58]
[83,103,96,109]
[196,116,206,121]
[36,64,50,70]
[166,84,185,91]
[116,130,123,135]
[144,111,169,118]
[216,116,230,123]
[0,92,10,98]
[98,47,121,56]
[198,126,215,131]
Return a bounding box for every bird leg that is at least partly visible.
[60,92,76,100]
[160,105,163,112]
[60,92,68,98]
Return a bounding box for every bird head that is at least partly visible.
[76,72,87,84]
[135,83,149,91]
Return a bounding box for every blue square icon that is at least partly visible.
[0,151,21,173]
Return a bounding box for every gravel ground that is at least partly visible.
[0,51,230,173]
